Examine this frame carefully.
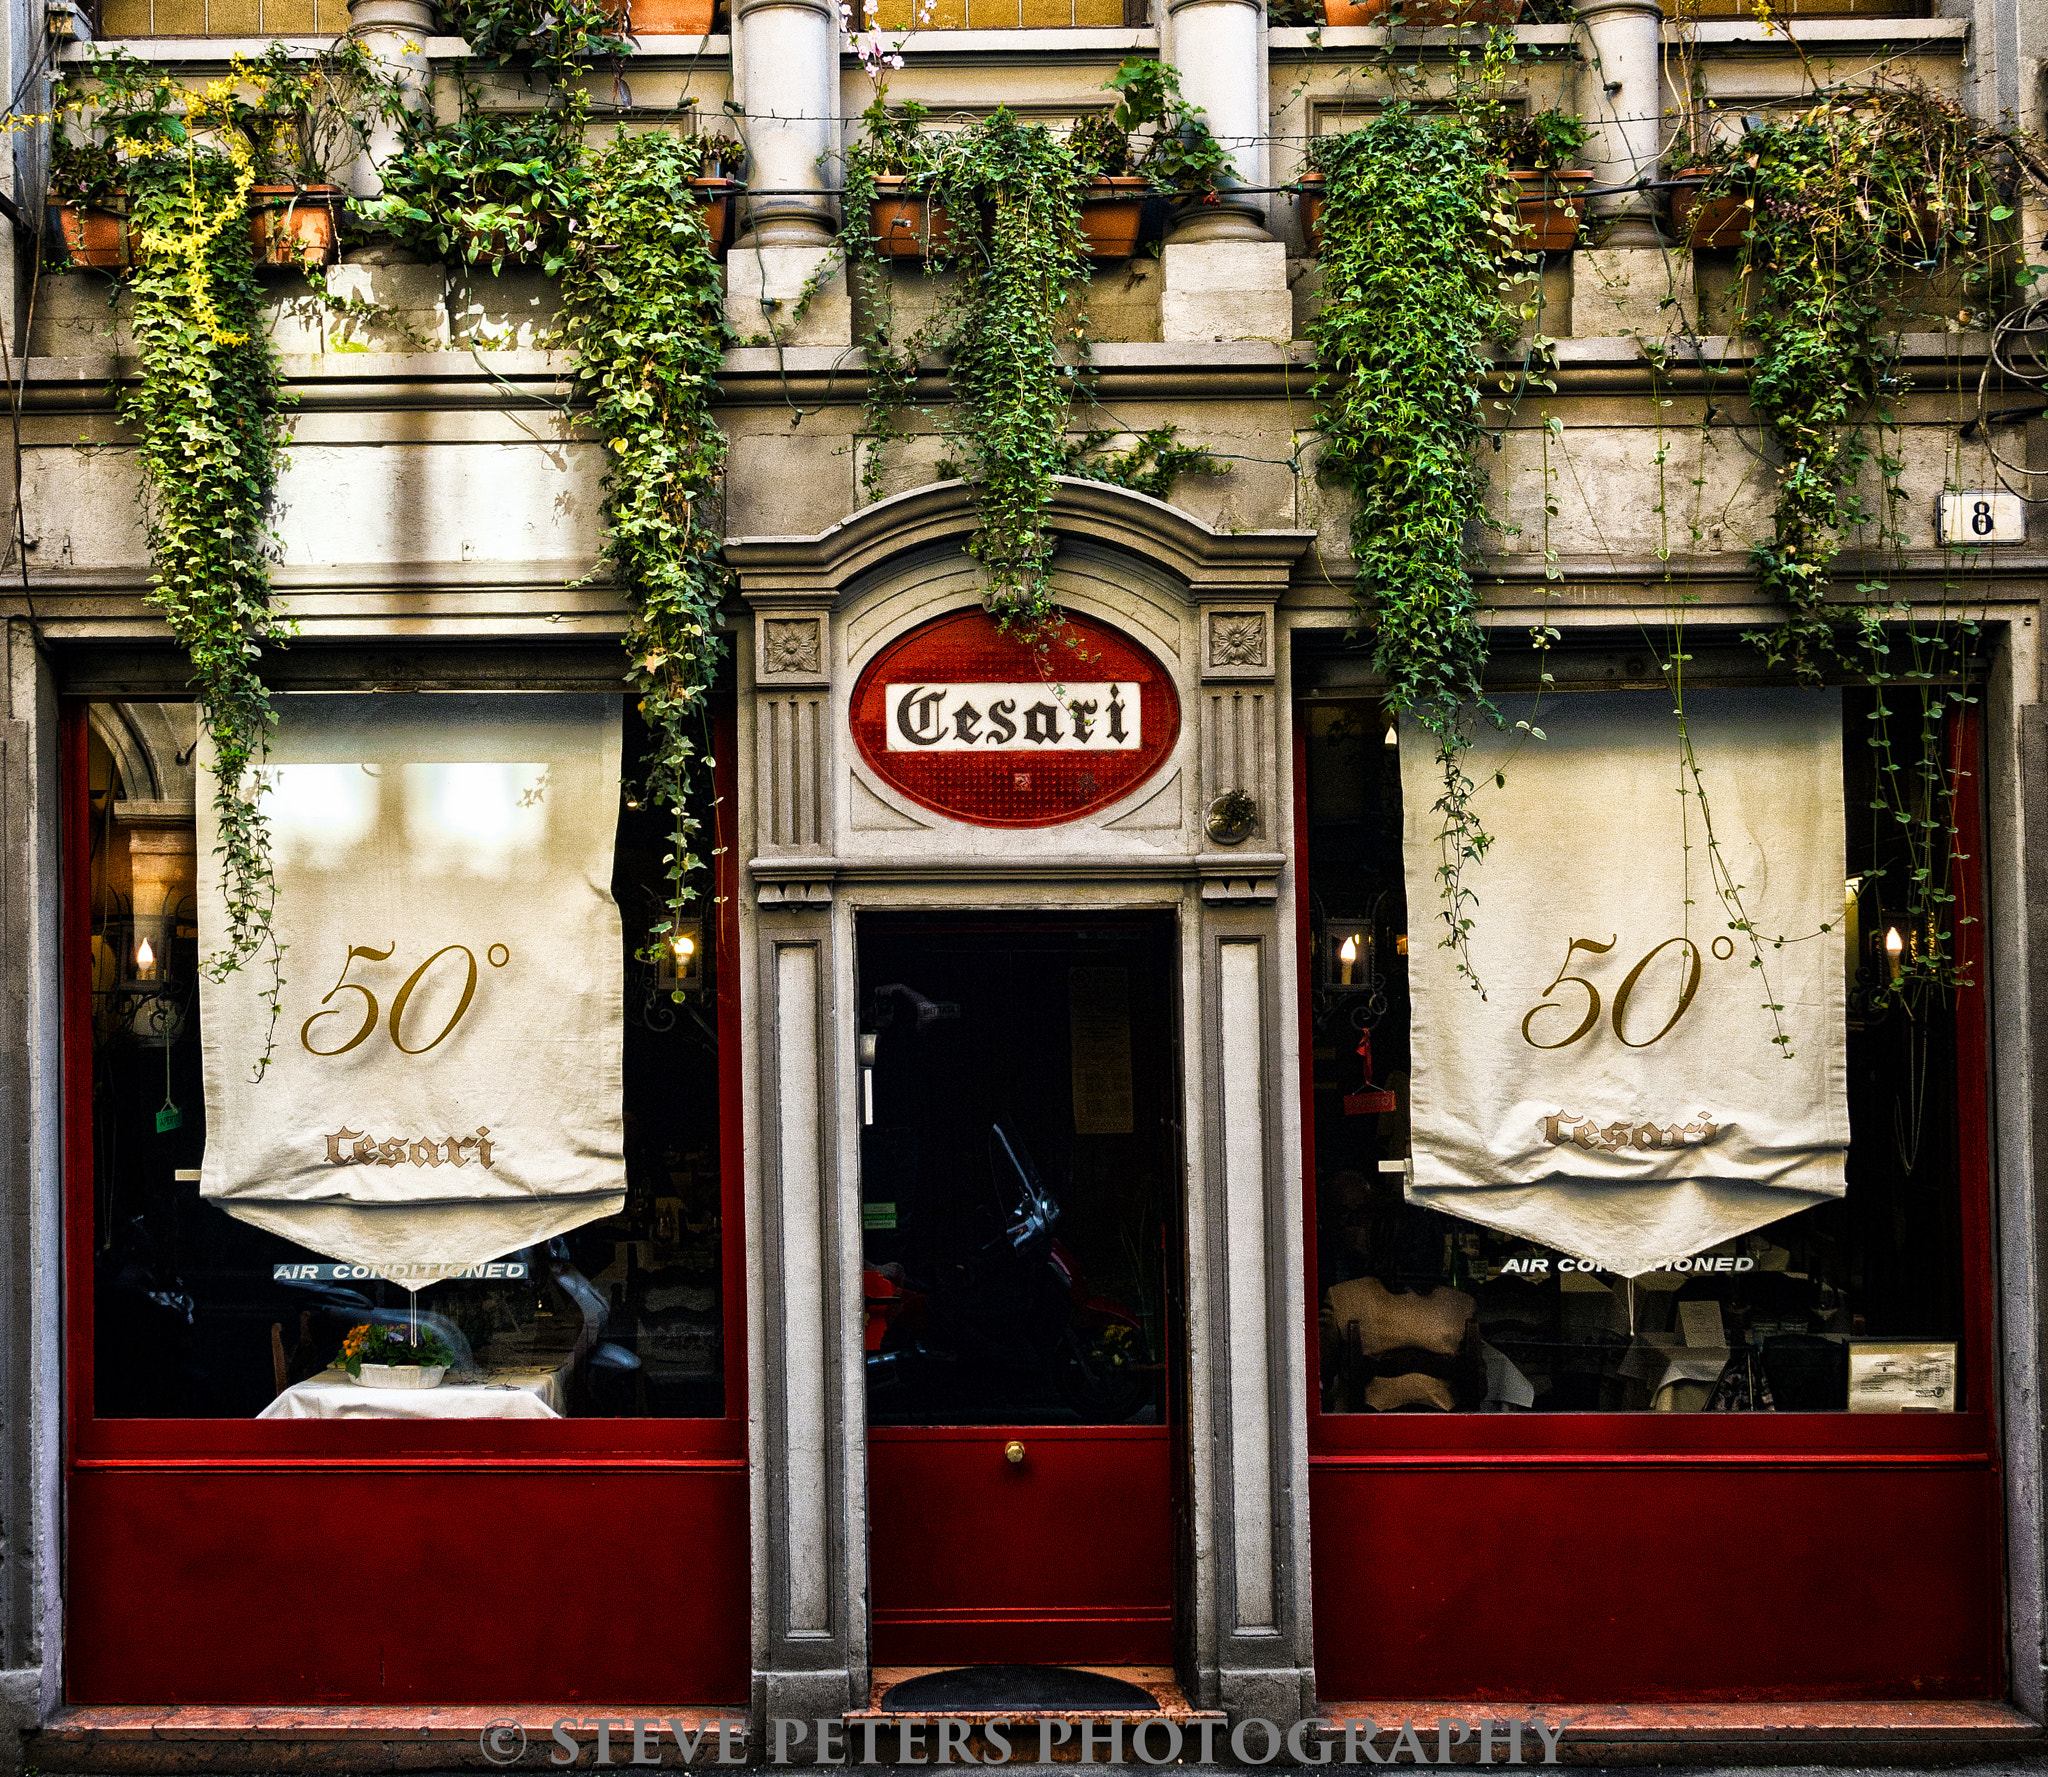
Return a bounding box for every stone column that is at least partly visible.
[1160,0,1291,342]
[345,0,435,202]
[335,0,452,349]
[725,0,852,344]
[1570,0,1695,336]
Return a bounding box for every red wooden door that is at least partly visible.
[857,916,1180,1667]
[868,1427,1173,1664]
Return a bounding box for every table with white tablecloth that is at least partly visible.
[257,1364,570,1419]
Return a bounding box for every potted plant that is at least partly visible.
[1066,111,1149,259]
[242,48,367,271]
[854,99,954,259]
[687,135,746,259]
[1296,166,1326,252]
[1668,164,1753,249]
[1322,0,1521,26]
[625,0,717,32]
[1100,59,1233,213]
[357,106,591,273]
[47,134,135,270]
[337,1322,456,1389]
[1498,107,1591,252]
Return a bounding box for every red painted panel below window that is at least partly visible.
[65,1466,748,1704]
[868,1428,1173,1666]
[1309,1461,2000,1702]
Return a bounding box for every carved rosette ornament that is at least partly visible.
[762,618,824,678]
[1202,608,1274,683]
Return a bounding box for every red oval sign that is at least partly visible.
[850,608,1181,829]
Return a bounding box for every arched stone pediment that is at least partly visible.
[723,476,1312,609]
[728,475,1312,903]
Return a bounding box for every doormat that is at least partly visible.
[880,1667,1157,1713]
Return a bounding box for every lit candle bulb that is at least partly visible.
[1884,927,1904,982]
[1339,934,1357,986]
[135,936,155,980]
[674,932,695,958]
[1383,724,1398,749]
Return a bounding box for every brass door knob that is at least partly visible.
[1004,1440,1026,1465]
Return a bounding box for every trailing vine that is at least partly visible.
[116,70,296,1074]
[833,70,1230,637]
[557,131,733,963]
[1305,105,1519,990]
[1686,81,2015,1004]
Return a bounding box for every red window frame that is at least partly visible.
[1294,703,1998,1459]
[62,693,748,1464]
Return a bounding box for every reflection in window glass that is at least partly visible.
[87,698,728,1420]
[1305,694,1967,1415]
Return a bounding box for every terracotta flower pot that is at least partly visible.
[1079,176,1149,259]
[1297,170,1326,254]
[1669,169,1753,249]
[1511,169,1591,253]
[692,176,740,258]
[248,186,341,270]
[869,176,953,259]
[1322,0,1520,25]
[51,202,136,271]
[627,0,716,29]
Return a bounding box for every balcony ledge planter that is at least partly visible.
[249,185,343,270]
[1296,170,1326,254]
[693,175,741,258]
[50,202,136,270]
[1670,169,1753,249]
[1321,0,1521,24]
[869,175,953,259]
[1080,175,1150,259]
[626,0,717,29]
[1512,168,1591,253]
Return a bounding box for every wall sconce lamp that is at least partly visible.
[656,920,706,994]
[1324,921,1375,994]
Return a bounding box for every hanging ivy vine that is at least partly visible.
[834,69,1226,639]
[1306,105,1520,989]
[1685,81,2019,1004]
[83,63,300,1075]
[558,131,734,963]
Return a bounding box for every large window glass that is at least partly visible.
[1304,690,1972,1415]
[86,696,731,1420]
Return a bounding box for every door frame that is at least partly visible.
[729,476,1321,1723]
[853,908,1188,1670]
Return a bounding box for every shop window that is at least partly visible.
[1303,690,1971,1415]
[83,695,732,1420]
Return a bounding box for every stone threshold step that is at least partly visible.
[29,1706,750,1773]
[1320,1699,2040,1739]
[848,1666,1222,1728]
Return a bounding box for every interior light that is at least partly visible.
[1383,724,1399,749]
[674,933,695,958]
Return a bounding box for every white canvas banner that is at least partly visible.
[1400,687,1848,1276]
[198,693,626,1279]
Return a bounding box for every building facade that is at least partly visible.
[4,0,2048,1763]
